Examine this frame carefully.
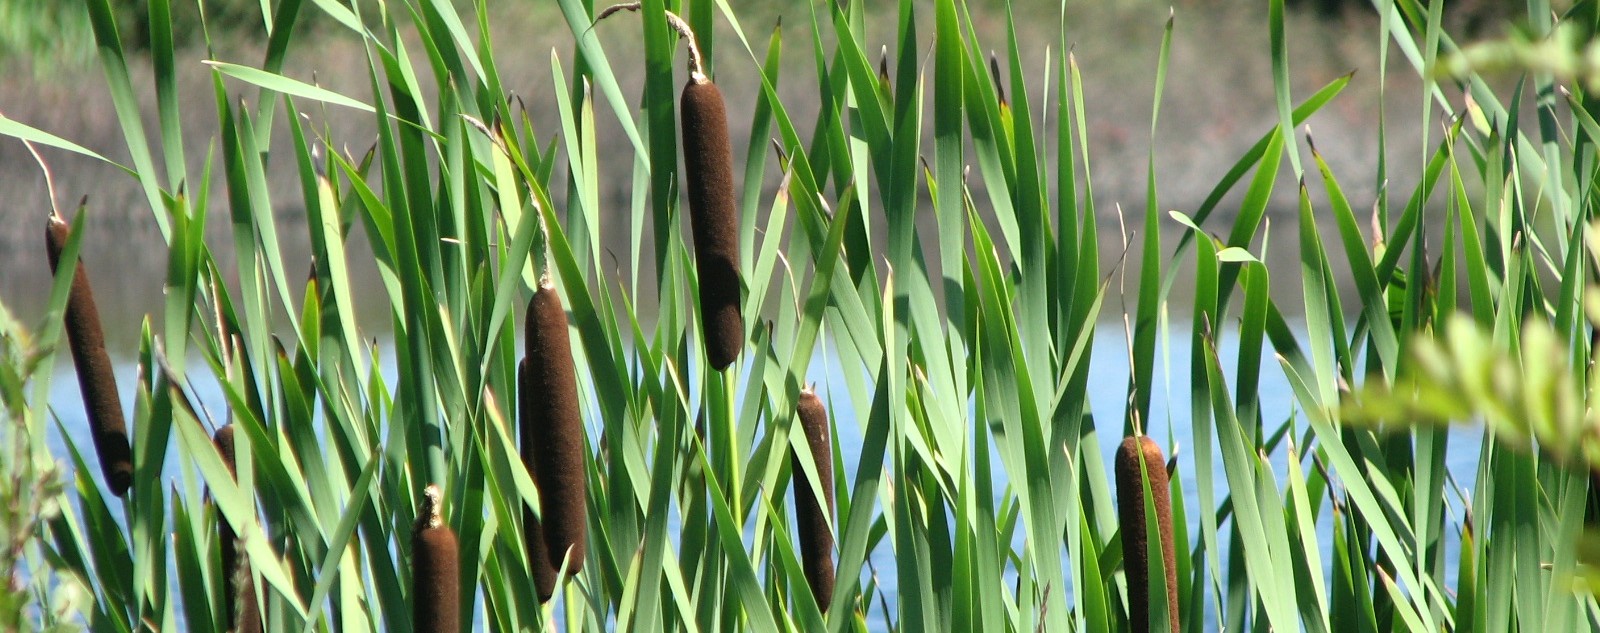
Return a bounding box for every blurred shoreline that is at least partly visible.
[0,1,1462,352]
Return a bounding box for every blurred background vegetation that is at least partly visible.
[0,0,1498,333]
[0,0,265,74]
[0,0,1528,74]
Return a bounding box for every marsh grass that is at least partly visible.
[2,0,1598,631]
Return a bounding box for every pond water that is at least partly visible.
[41,316,1483,629]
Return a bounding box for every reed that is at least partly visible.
[1115,435,1179,632]
[44,213,132,497]
[521,277,587,601]
[792,388,835,612]
[413,484,460,633]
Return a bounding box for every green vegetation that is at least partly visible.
[0,0,262,69]
[2,0,1598,630]
[0,304,86,632]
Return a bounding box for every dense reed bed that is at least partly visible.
[4,0,1600,631]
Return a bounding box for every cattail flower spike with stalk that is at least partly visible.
[413,484,460,633]
[595,1,745,371]
[793,386,836,612]
[45,209,134,497]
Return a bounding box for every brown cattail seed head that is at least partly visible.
[519,360,558,601]
[234,585,262,633]
[792,388,835,612]
[45,214,133,497]
[679,80,744,371]
[211,424,261,633]
[413,484,459,633]
[521,281,587,600]
[1115,436,1179,633]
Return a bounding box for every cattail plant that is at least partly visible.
[792,388,835,612]
[45,212,133,497]
[412,484,459,633]
[1115,435,1179,632]
[598,2,744,371]
[212,424,261,633]
[520,277,587,602]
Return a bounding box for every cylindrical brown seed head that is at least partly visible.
[234,578,262,633]
[518,360,558,602]
[413,484,460,633]
[679,79,744,371]
[1115,435,1179,633]
[792,389,835,612]
[211,424,261,633]
[45,214,133,497]
[522,281,587,589]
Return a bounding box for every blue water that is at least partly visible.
[45,322,1482,629]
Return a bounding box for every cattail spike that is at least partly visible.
[1115,436,1179,632]
[522,284,588,602]
[594,1,744,369]
[45,213,132,497]
[680,80,745,370]
[519,360,559,601]
[793,388,835,612]
[413,484,460,633]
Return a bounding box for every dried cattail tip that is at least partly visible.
[1115,436,1179,633]
[792,388,835,612]
[988,52,1008,107]
[680,80,744,370]
[413,484,460,633]
[45,214,133,497]
[521,281,587,601]
[211,424,261,633]
[596,3,706,82]
[213,424,239,477]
